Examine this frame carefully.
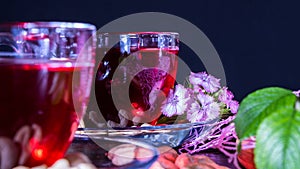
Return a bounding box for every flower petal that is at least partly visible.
[229,100,239,114]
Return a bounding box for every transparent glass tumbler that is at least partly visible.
[91,32,179,127]
[0,22,96,167]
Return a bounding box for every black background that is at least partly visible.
[1,0,299,101]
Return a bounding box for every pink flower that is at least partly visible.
[218,87,234,103]
[218,87,239,113]
[161,84,190,117]
[189,72,221,93]
[293,90,300,97]
[228,100,239,114]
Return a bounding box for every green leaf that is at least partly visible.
[156,115,178,124]
[234,87,296,141]
[255,109,300,169]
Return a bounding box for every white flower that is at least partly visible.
[187,102,203,123]
[187,101,220,123]
[161,84,190,117]
[197,91,214,106]
[205,102,221,120]
[187,91,220,123]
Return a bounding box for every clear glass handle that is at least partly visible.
[0,32,19,52]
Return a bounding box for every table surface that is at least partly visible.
[67,137,239,169]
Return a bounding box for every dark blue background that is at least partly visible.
[1,0,299,101]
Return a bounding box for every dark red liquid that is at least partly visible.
[0,59,91,167]
[95,48,178,125]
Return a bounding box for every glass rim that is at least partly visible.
[0,21,96,30]
[0,51,78,58]
[0,55,95,67]
[98,31,179,37]
[0,52,93,63]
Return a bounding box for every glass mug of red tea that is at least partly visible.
[0,22,96,168]
[92,32,179,126]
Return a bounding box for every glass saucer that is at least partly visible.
[76,120,218,148]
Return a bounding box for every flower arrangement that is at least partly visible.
[160,72,238,122]
[158,71,240,168]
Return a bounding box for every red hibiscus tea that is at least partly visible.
[94,32,179,125]
[0,21,95,167]
[0,58,93,167]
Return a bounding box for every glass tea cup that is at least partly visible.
[0,22,96,167]
[90,32,179,127]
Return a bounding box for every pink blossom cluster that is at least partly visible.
[293,90,300,97]
[161,71,239,123]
